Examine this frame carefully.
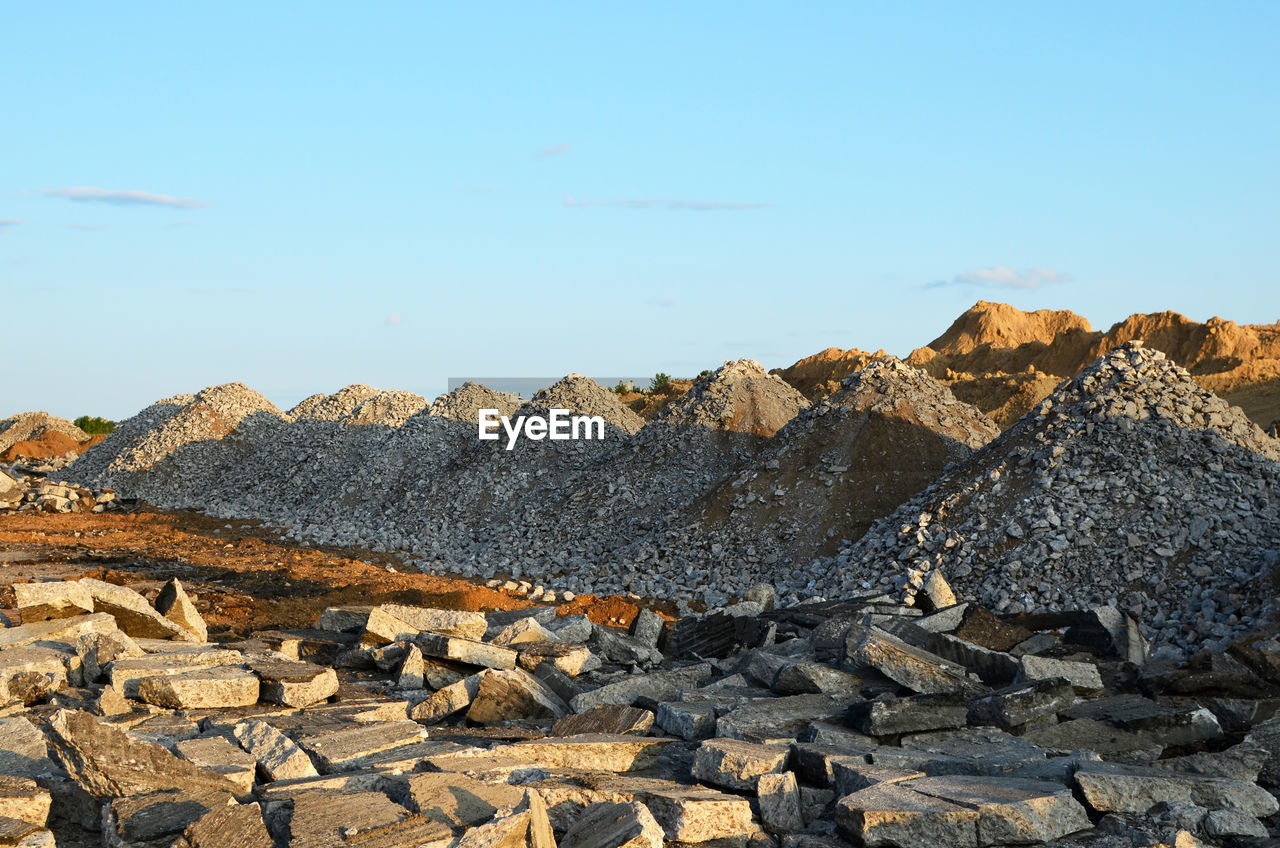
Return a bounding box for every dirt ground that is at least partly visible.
[0,506,648,636]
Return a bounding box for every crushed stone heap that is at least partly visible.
[343,390,428,427]
[655,359,811,436]
[827,342,1280,654]
[288,384,383,422]
[0,412,88,455]
[693,358,999,562]
[428,382,522,423]
[518,374,644,435]
[66,383,284,493]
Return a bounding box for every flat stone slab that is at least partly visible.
[364,604,488,644]
[416,633,517,670]
[466,668,568,725]
[0,718,53,780]
[137,666,260,710]
[410,673,483,722]
[155,578,208,643]
[281,789,416,848]
[887,728,1047,777]
[569,663,712,713]
[577,774,756,843]
[850,694,969,736]
[12,581,93,622]
[0,613,117,651]
[297,720,428,772]
[247,656,338,707]
[553,705,654,737]
[692,738,789,792]
[847,626,986,697]
[757,772,804,834]
[836,782,979,847]
[383,771,525,829]
[174,737,258,794]
[1074,761,1279,817]
[1016,656,1102,693]
[968,677,1075,730]
[716,694,845,743]
[0,817,54,847]
[906,775,1092,846]
[486,735,677,772]
[109,650,245,698]
[561,801,665,848]
[103,786,236,846]
[170,801,273,848]
[0,777,50,827]
[231,720,318,782]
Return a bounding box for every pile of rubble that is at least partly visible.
[828,343,1280,655]
[429,383,523,423]
[3,571,1280,846]
[655,360,810,437]
[0,413,89,459]
[519,375,645,436]
[0,466,122,514]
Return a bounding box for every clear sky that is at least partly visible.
[4,2,1277,420]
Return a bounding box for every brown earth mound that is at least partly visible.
[620,379,696,419]
[775,301,1280,431]
[0,433,107,463]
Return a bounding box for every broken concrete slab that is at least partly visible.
[410,673,483,722]
[0,649,68,707]
[967,677,1075,730]
[11,581,92,622]
[655,700,718,741]
[849,694,969,737]
[1074,761,1279,817]
[907,775,1091,846]
[0,613,117,652]
[280,789,418,848]
[1022,717,1163,759]
[517,641,599,677]
[44,710,241,800]
[577,774,757,844]
[396,643,425,689]
[1244,715,1280,788]
[0,718,52,781]
[835,782,979,848]
[831,761,926,798]
[1062,695,1224,747]
[0,817,54,847]
[569,663,712,713]
[492,616,560,647]
[102,786,236,848]
[78,578,200,641]
[1064,606,1148,665]
[553,705,654,737]
[846,625,986,696]
[562,801,665,848]
[466,668,568,725]
[716,694,844,743]
[137,666,260,710]
[109,649,245,698]
[381,770,525,829]
[247,655,338,708]
[231,720,318,782]
[486,735,676,772]
[174,736,258,794]
[1016,655,1103,694]
[416,632,517,670]
[363,604,488,644]
[319,606,372,633]
[154,578,208,643]
[772,662,863,699]
[170,801,273,848]
[757,772,804,834]
[297,720,427,773]
[692,738,789,792]
[548,613,594,644]
[75,630,144,684]
[0,778,48,827]
[893,728,1047,777]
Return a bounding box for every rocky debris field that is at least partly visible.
[0,466,122,516]
[41,343,1280,655]
[4,562,1280,848]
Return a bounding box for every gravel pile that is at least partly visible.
[288,385,382,421]
[0,411,88,454]
[428,382,521,423]
[688,358,1000,566]
[519,374,644,435]
[823,342,1280,654]
[345,390,428,427]
[655,359,810,436]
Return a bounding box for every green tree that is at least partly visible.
[649,373,671,392]
[74,416,116,435]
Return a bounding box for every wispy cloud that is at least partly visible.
[926,266,1072,290]
[0,218,21,232]
[41,186,208,209]
[538,143,571,159]
[565,196,770,212]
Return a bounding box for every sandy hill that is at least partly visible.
[774,301,1280,432]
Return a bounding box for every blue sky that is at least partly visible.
[4,2,1277,420]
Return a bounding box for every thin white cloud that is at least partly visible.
[927,266,1072,290]
[539,143,571,159]
[565,195,770,212]
[0,218,21,231]
[41,186,207,209]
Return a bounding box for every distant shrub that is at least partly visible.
[649,373,671,393]
[612,382,630,395]
[699,369,712,377]
[74,416,116,435]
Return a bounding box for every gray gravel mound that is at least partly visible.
[824,342,1280,654]
[654,359,810,436]
[288,385,382,422]
[519,374,644,435]
[429,382,522,424]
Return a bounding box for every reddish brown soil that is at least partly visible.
[0,507,554,636]
[1,433,106,462]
